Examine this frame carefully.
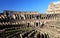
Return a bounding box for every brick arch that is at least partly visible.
[40,33,49,38]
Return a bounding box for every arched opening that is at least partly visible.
[27,23,30,27]
[36,22,38,26]
[34,22,40,27]
[45,34,47,38]
[41,34,44,38]
[34,22,38,27]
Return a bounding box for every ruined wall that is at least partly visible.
[1,10,60,27]
[0,10,60,38]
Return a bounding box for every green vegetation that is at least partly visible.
[5,27,32,33]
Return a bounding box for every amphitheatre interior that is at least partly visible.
[0,10,60,38]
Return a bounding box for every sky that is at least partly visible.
[0,0,60,13]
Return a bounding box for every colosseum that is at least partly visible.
[0,10,60,38]
[0,2,60,38]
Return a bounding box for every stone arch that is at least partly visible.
[40,33,49,38]
[27,21,31,27]
[20,14,25,20]
[41,34,44,38]
[34,21,40,27]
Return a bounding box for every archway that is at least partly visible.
[36,22,38,26]
[34,22,39,27]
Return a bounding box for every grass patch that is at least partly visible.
[5,27,32,33]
